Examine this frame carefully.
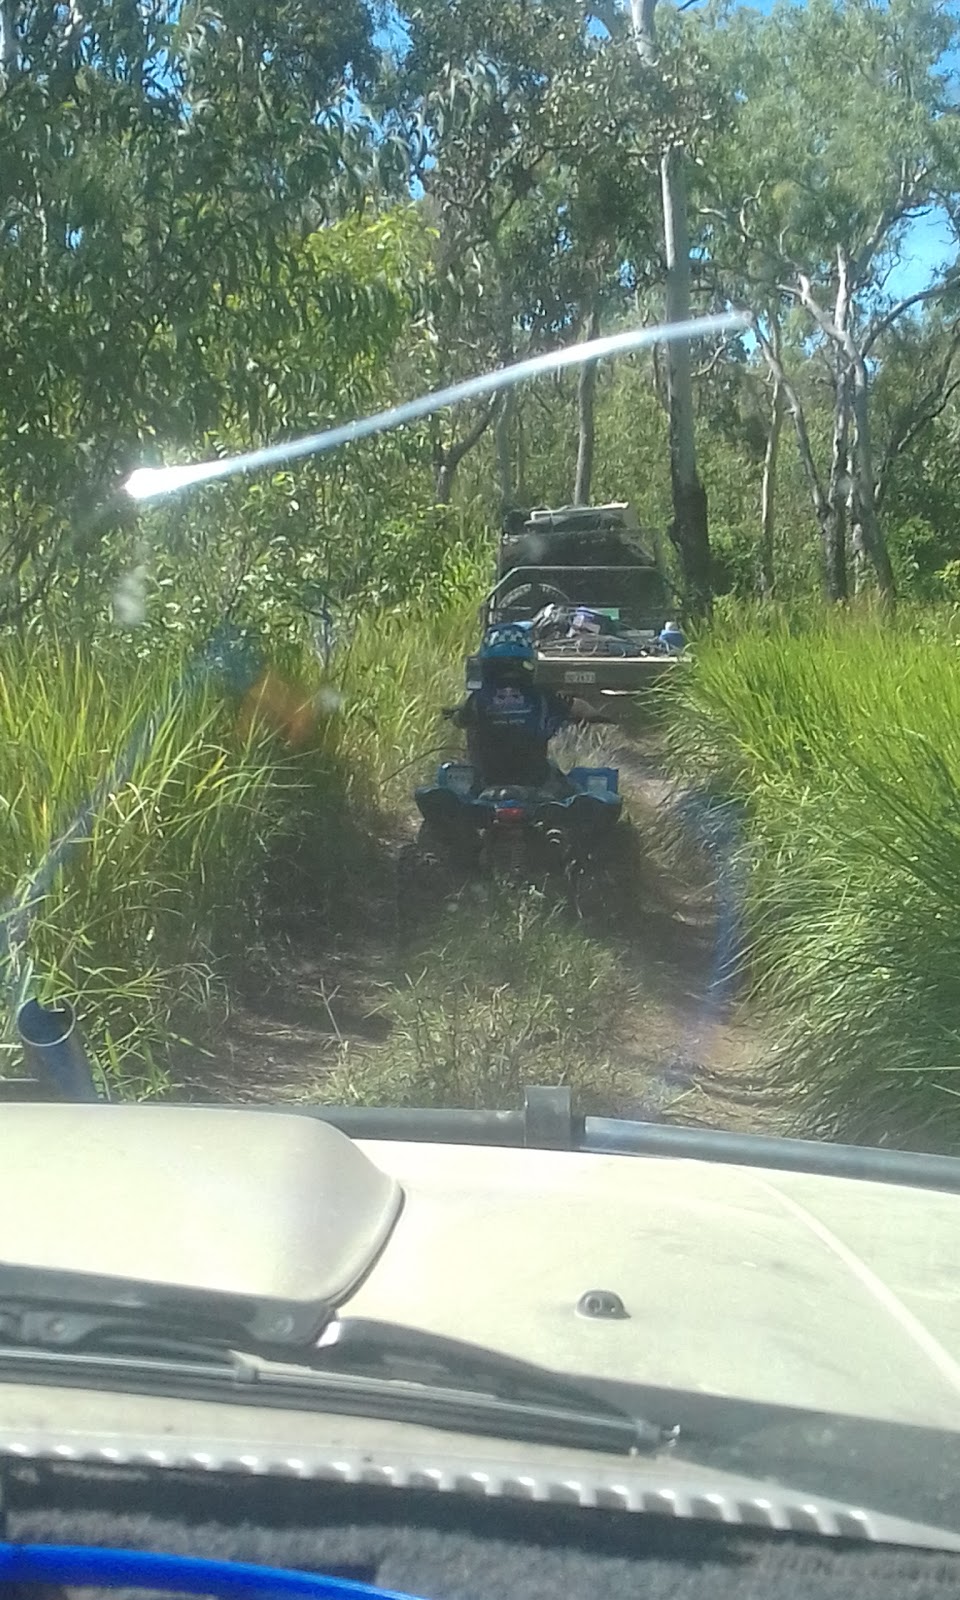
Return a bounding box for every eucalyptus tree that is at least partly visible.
[383,0,664,514]
[696,0,960,601]
[0,0,385,618]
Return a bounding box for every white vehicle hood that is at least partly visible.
[345,1140,960,1432]
[0,1103,958,1437]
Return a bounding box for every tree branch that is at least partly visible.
[692,336,740,379]
[877,377,960,506]
[444,394,502,473]
[851,157,914,283]
[738,303,829,515]
[864,270,960,356]
[629,0,658,65]
[790,272,847,349]
[876,333,960,506]
[587,0,627,38]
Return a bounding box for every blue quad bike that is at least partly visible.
[397,756,630,925]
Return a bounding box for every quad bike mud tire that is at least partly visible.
[565,818,638,923]
[480,823,531,886]
[394,820,478,937]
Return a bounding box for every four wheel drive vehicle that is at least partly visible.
[411,757,623,884]
[4,1078,960,1599]
[470,503,686,698]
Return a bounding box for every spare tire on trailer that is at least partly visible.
[499,529,656,574]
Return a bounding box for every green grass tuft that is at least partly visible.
[322,888,633,1111]
[667,600,960,1149]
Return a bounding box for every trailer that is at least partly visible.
[467,503,686,696]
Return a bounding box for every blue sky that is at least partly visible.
[886,207,956,300]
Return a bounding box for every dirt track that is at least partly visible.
[175,721,777,1133]
[601,731,777,1132]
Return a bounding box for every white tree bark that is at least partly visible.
[744,308,846,598]
[660,143,699,494]
[1,0,19,79]
[759,379,783,598]
[793,260,895,602]
[574,303,601,504]
[629,0,711,614]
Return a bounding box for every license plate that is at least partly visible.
[565,670,597,684]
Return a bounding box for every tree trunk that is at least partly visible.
[758,379,783,598]
[435,460,454,504]
[431,397,499,507]
[847,472,867,596]
[824,370,850,603]
[495,391,514,511]
[515,403,528,508]
[787,392,846,602]
[660,143,711,616]
[0,0,18,79]
[849,355,896,604]
[748,312,847,603]
[821,504,847,603]
[630,0,711,618]
[493,315,516,512]
[574,305,601,505]
[793,260,895,605]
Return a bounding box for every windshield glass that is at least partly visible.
[3,0,960,1506]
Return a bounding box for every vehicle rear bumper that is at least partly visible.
[464,653,686,693]
[532,653,685,691]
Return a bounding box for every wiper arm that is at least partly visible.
[312,1316,668,1451]
[0,1271,671,1457]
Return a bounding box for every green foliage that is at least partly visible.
[699,0,960,269]
[325,599,477,807]
[667,605,960,1148]
[0,0,407,617]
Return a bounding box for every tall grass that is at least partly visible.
[667,601,960,1149]
[0,601,477,1094]
[3,593,662,1114]
[324,599,474,808]
[0,635,313,1092]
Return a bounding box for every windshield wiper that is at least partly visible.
[0,1268,670,1457]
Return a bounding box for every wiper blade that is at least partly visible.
[0,1337,659,1457]
[0,1270,670,1457]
